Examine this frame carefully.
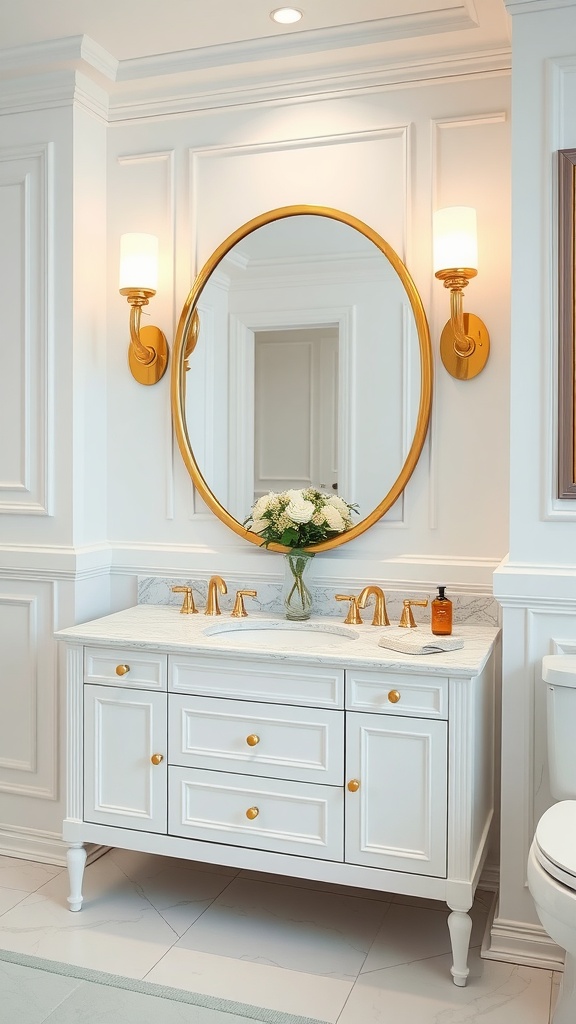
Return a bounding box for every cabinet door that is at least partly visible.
[345,711,447,876]
[84,684,167,832]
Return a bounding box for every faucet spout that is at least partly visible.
[205,575,227,615]
[358,585,389,626]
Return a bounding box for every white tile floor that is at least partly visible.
[0,849,559,1023]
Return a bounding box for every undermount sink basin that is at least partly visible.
[202,620,359,648]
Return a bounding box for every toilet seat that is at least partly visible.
[535,801,576,890]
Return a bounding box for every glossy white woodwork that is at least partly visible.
[168,694,344,784]
[83,684,167,833]
[57,605,499,988]
[345,711,448,876]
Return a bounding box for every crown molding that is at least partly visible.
[0,70,109,118]
[0,35,117,81]
[504,0,576,12]
[117,8,477,83]
[108,49,511,122]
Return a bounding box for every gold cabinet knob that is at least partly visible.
[388,689,401,704]
[246,734,260,747]
[246,806,259,820]
[348,779,360,792]
[115,664,130,676]
[150,753,164,765]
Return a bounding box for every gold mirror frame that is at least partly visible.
[171,205,433,552]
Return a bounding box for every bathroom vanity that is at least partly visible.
[57,605,499,987]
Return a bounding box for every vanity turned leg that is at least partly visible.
[446,904,473,987]
[66,843,86,912]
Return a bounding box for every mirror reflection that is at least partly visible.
[172,207,432,552]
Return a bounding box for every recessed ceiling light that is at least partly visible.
[270,8,303,25]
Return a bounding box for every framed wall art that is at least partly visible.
[558,148,576,497]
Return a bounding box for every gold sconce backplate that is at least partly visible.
[440,313,490,381]
[128,325,169,385]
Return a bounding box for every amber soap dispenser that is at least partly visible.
[431,585,452,636]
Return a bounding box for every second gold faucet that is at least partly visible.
[205,575,227,615]
[358,586,389,626]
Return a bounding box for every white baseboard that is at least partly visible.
[484,908,565,971]
[0,825,108,868]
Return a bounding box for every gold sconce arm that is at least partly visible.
[119,233,169,386]
[434,269,489,380]
[120,287,169,386]
[433,207,490,381]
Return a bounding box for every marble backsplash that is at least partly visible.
[138,576,500,627]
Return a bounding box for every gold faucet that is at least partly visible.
[205,575,227,615]
[171,585,197,614]
[231,589,257,618]
[399,598,428,628]
[335,594,363,625]
[358,586,389,626]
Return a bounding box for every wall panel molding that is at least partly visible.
[116,149,177,521]
[0,142,53,516]
[0,583,57,800]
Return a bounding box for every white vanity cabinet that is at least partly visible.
[58,607,499,988]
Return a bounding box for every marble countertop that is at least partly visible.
[55,605,500,678]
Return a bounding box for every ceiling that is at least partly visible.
[0,1,510,67]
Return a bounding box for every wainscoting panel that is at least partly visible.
[0,580,57,800]
[0,142,52,515]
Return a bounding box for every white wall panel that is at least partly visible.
[431,112,510,555]
[0,581,56,800]
[0,143,51,515]
[189,130,408,270]
[108,149,177,526]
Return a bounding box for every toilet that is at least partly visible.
[527,655,576,1024]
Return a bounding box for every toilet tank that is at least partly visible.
[542,655,576,800]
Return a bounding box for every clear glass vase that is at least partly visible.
[282,550,314,621]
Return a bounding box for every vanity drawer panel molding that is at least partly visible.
[346,670,448,719]
[169,694,344,784]
[85,648,167,691]
[169,766,344,860]
[169,656,344,708]
[345,711,448,877]
[84,685,168,833]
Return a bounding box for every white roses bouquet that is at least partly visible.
[244,487,358,549]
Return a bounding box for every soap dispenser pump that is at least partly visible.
[431,585,453,636]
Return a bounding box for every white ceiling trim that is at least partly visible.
[117,7,477,81]
[0,49,511,122]
[109,50,511,123]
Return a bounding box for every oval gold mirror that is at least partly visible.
[171,206,433,553]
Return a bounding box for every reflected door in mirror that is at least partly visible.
[254,327,338,501]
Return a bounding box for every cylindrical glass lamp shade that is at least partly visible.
[433,207,478,273]
[119,233,159,291]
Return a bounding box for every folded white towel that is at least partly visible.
[378,629,464,655]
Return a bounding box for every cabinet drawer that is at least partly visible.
[169,694,344,784]
[85,648,167,690]
[346,670,448,719]
[169,766,343,860]
[169,655,344,708]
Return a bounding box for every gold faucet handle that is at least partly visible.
[231,589,257,618]
[172,585,197,614]
[399,599,428,628]
[335,594,363,625]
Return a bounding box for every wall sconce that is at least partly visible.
[433,207,490,380]
[119,233,169,385]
